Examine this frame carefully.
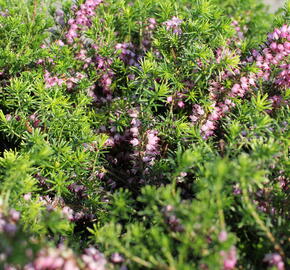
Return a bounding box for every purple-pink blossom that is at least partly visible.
[263,253,285,270]
[220,246,237,270]
[163,16,183,34]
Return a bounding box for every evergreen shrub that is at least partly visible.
[0,0,289,269]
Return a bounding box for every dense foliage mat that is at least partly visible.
[0,0,289,269]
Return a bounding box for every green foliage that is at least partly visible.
[0,0,289,269]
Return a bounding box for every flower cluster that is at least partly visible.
[93,56,114,101]
[263,253,285,270]
[0,209,20,237]
[251,25,290,83]
[220,246,237,270]
[129,110,161,169]
[44,70,86,90]
[42,0,118,105]
[97,108,161,186]
[1,0,289,269]
[274,172,288,191]
[25,246,79,270]
[198,24,290,138]
[167,92,186,108]
[218,231,228,242]
[0,204,34,269]
[66,0,103,44]
[44,70,65,88]
[75,49,93,69]
[142,18,157,51]
[275,64,290,88]
[81,247,107,270]
[230,20,247,46]
[129,109,141,147]
[190,104,205,123]
[0,8,9,17]
[162,205,184,233]
[110,252,125,264]
[143,130,160,165]
[115,42,139,66]
[54,9,65,27]
[163,16,183,35]
[22,246,107,270]
[23,191,94,225]
[42,195,95,224]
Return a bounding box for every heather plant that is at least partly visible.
[0,0,289,269]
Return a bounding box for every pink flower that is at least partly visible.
[163,16,183,34]
[128,108,139,118]
[130,138,140,146]
[148,17,157,29]
[231,84,241,94]
[263,253,284,270]
[104,137,115,147]
[218,231,228,242]
[62,206,74,221]
[23,193,32,201]
[177,101,185,108]
[55,40,64,46]
[220,246,237,270]
[201,120,215,132]
[130,127,139,137]
[167,96,173,103]
[131,118,142,127]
